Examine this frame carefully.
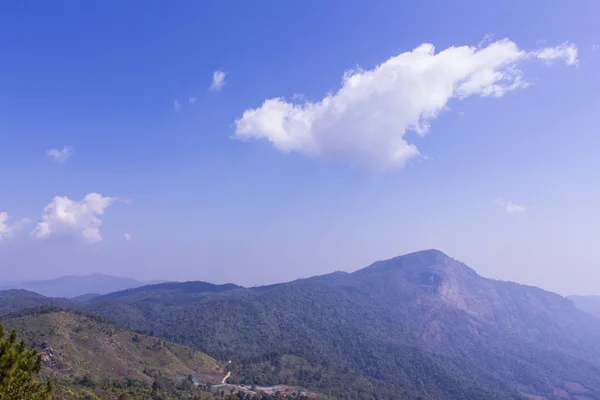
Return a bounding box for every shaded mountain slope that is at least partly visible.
[71,293,101,302]
[93,280,241,302]
[0,289,76,315]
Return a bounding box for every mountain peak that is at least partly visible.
[357,249,474,275]
[398,248,450,261]
[352,250,482,310]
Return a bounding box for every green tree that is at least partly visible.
[0,323,53,400]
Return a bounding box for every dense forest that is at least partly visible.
[0,308,322,400]
[79,250,600,399]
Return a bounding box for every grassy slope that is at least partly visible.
[1,309,224,385]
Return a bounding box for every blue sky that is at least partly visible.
[1,1,599,295]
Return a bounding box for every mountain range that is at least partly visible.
[79,250,600,400]
[2,249,600,400]
[0,273,168,298]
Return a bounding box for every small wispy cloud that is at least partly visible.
[478,32,495,49]
[47,145,73,163]
[174,100,181,112]
[593,44,600,52]
[534,42,578,65]
[189,97,197,104]
[124,233,131,242]
[496,199,526,213]
[210,70,226,91]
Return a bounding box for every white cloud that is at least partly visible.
[47,146,73,163]
[496,199,526,213]
[593,44,600,52]
[124,233,131,241]
[31,193,122,244]
[0,212,31,241]
[234,39,578,170]
[189,97,197,104]
[210,70,226,91]
[534,42,578,65]
[174,100,181,112]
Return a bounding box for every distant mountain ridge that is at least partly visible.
[71,293,102,302]
[0,289,76,315]
[92,280,242,302]
[0,273,170,298]
[569,295,600,319]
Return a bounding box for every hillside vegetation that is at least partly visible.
[0,290,75,315]
[85,250,600,400]
[0,322,52,400]
[92,281,241,302]
[0,308,224,399]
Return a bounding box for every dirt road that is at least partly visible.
[221,371,231,384]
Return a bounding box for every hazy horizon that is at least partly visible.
[2,248,599,298]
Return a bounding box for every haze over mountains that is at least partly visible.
[568,296,600,319]
[0,273,168,298]
[3,249,600,399]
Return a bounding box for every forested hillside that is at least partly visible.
[84,250,600,400]
[0,290,76,315]
[1,307,328,400]
[0,307,224,399]
[5,250,600,399]
[92,281,241,302]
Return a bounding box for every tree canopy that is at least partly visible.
[0,323,53,400]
